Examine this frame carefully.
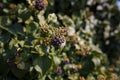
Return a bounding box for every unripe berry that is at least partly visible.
[77,64,82,70]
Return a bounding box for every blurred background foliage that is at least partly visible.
[0,0,120,80]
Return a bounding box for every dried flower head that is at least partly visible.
[75,45,91,56]
[42,37,51,45]
[40,24,68,37]
[40,24,68,46]
[40,25,52,37]
[97,75,106,80]
[108,73,119,80]
[79,76,85,80]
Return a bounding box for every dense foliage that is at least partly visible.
[0,0,120,80]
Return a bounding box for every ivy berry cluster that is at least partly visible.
[35,0,48,10]
[51,36,65,47]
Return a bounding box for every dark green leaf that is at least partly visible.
[33,55,52,75]
[10,65,27,79]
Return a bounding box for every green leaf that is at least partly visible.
[34,65,42,73]
[10,65,27,79]
[0,23,24,36]
[0,16,11,26]
[33,55,52,75]
[53,56,61,65]
[0,56,9,75]
[0,31,11,43]
[0,25,16,36]
[11,23,24,36]
[19,10,31,21]
[80,55,94,76]
[17,62,25,70]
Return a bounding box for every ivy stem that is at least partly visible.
[0,25,17,36]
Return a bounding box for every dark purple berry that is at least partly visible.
[6,59,14,66]
[54,68,62,75]
[62,58,70,64]
[35,0,48,10]
[0,3,4,9]
[51,36,65,47]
